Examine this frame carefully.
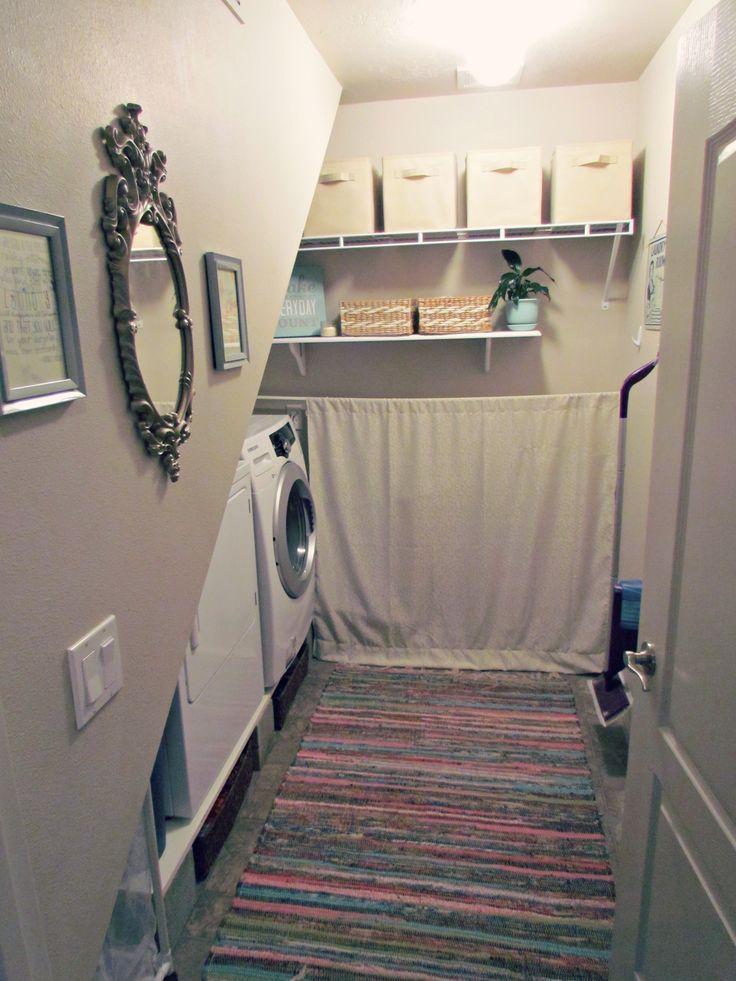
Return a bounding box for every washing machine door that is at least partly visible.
[272,459,316,598]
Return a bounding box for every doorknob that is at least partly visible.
[625,642,657,691]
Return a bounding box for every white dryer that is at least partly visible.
[243,414,317,688]
[160,457,264,819]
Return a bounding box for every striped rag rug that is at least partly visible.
[204,666,614,980]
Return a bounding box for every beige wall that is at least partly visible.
[617,0,720,577]
[0,1,339,978]
[260,83,639,398]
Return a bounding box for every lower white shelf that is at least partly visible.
[272,330,542,375]
[157,692,272,893]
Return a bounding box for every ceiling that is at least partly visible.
[287,0,691,104]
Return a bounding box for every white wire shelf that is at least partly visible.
[297,219,633,312]
[298,219,634,251]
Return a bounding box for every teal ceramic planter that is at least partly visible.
[505,298,539,330]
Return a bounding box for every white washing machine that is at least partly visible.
[242,414,317,688]
[159,457,265,819]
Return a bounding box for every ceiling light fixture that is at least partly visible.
[406,0,586,87]
[457,49,526,89]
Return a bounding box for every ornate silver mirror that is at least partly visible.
[100,104,193,481]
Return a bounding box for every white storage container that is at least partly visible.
[303,158,375,237]
[466,146,543,228]
[382,152,457,232]
[551,140,632,223]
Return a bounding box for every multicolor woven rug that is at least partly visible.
[204,666,614,979]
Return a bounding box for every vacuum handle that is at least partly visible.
[620,355,659,419]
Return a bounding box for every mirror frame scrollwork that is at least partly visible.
[100,104,193,482]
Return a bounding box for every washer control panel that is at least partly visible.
[270,422,295,458]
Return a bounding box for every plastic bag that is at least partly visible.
[95,809,169,981]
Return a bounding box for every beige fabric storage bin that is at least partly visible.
[340,298,414,336]
[417,296,492,334]
[303,158,375,237]
[382,153,457,232]
[551,141,632,223]
[466,147,542,228]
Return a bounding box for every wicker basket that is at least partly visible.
[339,298,414,336]
[417,295,492,334]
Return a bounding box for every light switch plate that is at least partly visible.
[67,615,122,729]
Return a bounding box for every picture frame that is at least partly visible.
[204,252,249,370]
[644,233,666,328]
[0,203,85,414]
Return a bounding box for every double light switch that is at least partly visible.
[67,614,123,729]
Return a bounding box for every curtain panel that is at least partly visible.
[307,394,618,673]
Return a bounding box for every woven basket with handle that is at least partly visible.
[417,295,492,334]
[339,298,414,336]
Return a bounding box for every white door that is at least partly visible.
[610,2,736,978]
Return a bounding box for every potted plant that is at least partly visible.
[489,248,554,330]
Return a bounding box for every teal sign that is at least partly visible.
[276,263,326,337]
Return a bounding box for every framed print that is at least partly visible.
[204,252,249,370]
[644,233,666,328]
[0,204,85,414]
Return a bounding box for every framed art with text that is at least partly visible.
[0,204,85,414]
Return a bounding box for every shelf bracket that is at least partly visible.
[287,342,307,376]
[601,224,624,310]
[484,338,492,372]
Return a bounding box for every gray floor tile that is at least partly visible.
[169,934,212,981]
[238,764,289,822]
[180,888,233,939]
[306,657,336,681]
[260,729,304,766]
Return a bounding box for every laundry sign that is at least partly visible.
[276,263,326,337]
[645,234,666,328]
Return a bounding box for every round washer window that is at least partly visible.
[285,480,310,576]
[273,461,316,598]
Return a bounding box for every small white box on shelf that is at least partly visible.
[303,158,375,237]
[382,152,457,231]
[466,146,543,228]
[551,140,632,224]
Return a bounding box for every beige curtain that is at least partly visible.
[307,394,618,673]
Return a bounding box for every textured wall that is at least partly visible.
[0,1,339,977]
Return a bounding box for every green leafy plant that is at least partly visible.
[489,248,555,311]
